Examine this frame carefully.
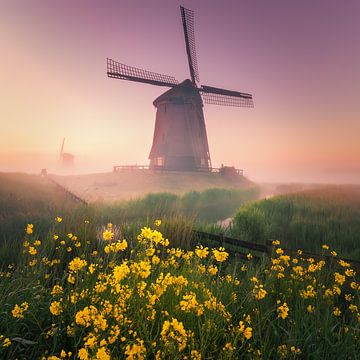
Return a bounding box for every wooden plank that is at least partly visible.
[194,231,268,253]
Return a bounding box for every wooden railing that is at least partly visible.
[194,230,360,270]
[46,176,88,206]
[113,165,243,176]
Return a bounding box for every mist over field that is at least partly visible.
[1,150,360,185]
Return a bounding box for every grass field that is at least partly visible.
[0,173,359,359]
[231,185,360,260]
[0,173,258,265]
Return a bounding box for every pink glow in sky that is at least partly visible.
[1,0,359,182]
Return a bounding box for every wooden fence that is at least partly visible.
[194,230,360,270]
[46,176,88,206]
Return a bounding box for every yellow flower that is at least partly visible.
[299,285,316,299]
[290,346,301,355]
[212,247,229,262]
[307,305,315,313]
[239,321,252,339]
[334,272,346,286]
[128,260,151,279]
[55,217,62,223]
[180,292,203,316]
[68,257,87,272]
[208,265,218,275]
[345,269,356,277]
[51,285,63,296]
[277,302,289,319]
[67,274,75,284]
[161,318,187,352]
[12,302,29,319]
[333,307,341,316]
[96,347,110,360]
[223,342,234,351]
[191,350,201,360]
[26,223,34,234]
[34,239,41,246]
[102,229,114,241]
[124,339,147,359]
[103,229,114,241]
[78,348,89,360]
[195,245,209,259]
[154,219,161,227]
[338,260,350,267]
[152,255,160,265]
[113,262,130,282]
[253,284,267,300]
[322,244,329,250]
[278,345,287,359]
[28,246,37,255]
[272,239,280,246]
[2,337,11,347]
[49,301,62,316]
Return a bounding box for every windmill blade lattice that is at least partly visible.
[200,85,254,107]
[107,58,179,87]
[180,6,200,84]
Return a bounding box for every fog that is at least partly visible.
[1,151,359,185]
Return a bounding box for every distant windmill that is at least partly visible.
[59,138,74,167]
[107,6,253,171]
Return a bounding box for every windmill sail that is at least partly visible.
[200,85,254,107]
[107,59,179,87]
[180,6,200,84]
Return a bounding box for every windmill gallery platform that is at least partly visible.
[51,169,253,203]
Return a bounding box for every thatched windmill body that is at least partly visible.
[107,6,253,171]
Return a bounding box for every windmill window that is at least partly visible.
[155,157,165,166]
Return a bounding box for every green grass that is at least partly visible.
[0,172,79,241]
[0,173,258,265]
[230,185,360,260]
[0,218,359,359]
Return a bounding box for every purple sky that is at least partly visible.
[1,0,360,182]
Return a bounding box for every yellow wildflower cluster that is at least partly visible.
[212,247,229,262]
[277,301,289,319]
[160,318,188,352]
[104,239,128,254]
[0,335,11,348]
[2,218,359,359]
[195,245,209,259]
[12,302,29,319]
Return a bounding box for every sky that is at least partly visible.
[1,0,359,182]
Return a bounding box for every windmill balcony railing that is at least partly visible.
[112,165,243,176]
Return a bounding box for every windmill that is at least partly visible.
[107,6,253,171]
[59,138,74,167]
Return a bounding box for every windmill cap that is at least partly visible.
[153,79,202,107]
